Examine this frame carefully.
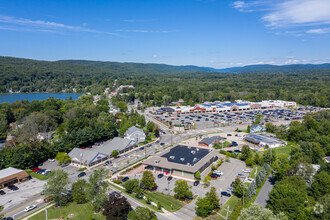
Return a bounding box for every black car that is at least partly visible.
[0,190,5,195]
[8,185,19,191]
[122,177,129,182]
[77,172,86,178]
[221,191,231,197]
[167,176,173,181]
[193,181,200,186]
[157,174,164,179]
[1,217,14,220]
[104,161,110,166]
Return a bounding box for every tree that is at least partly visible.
[154,127,160,137]
[87,168,109,212]
[146,121,155,133]
[195,197,213,217]
[267,176,308,219]
[194,171,201,180]
[140,171,156,190]
[246,157,255,166]
[241,145,252,161]
[103,195,131,220]
[111,150,119,158]
[238,203,287,220]
[246,181,256,199]
[43,170,70,207]
[232,177,246,198]
[127,206,157,220]
[124,179,140,193]
[253,114,264,124]
[205,187,220,210]
[313,194,330,220]
[55,152,71,164]
[254,153,261,165]
[310,171,330,199]
[247,125,251,133]
[265,123,278,133]
[174,180,193,201]
[72,179,88,204]
[162,95,172,106]
[203,175,211,186]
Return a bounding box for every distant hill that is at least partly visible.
[217,63,330,73]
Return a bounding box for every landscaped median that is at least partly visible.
[26,169,48,180]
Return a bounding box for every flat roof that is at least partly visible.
[0,167,23,179]
[143,145,218,173]
[162,145,209,166]
[244,133,286,145]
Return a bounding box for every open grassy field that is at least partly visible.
[145,191,185,212]
[29,202,105,220]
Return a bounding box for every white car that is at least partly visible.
[48,158,55,162]
[24,204,37,212]
[244,178,254,183]
[213,170,223,176]
[242,169,251,173]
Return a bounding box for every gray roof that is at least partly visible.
[244,133,286,145]
[199,136,224,145]
[0,167,23,179]
[251,124,263,129]
[69,148,104,164]
[97,137,135,155]
[143,145,218,173]
[125,126,144,136]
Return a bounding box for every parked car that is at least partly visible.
[221,191,231,197]
[1,217,14,220]
[36,169,46,174]
[151,185,158,191]
[0,190,5,195]
[8,185,19,191]
[242,169,251,173]
[226,187,234,192]
[140,147,145,150]
[193,181,200,186]
[104,161,110,166]
[213,170,224,176]
[244,178,254,183]
[210,174,218,179]
[78,172,86,178]
[122,177,129,182]
[227,134,232,136]
[157,174,164,179]
[24,205,37,212]
[32,168,41,172]
[237,173,246,178]
[167,176,173,181]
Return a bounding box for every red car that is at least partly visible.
[210,174,218,179]
[32,168,41,173]
[151,185,158,191]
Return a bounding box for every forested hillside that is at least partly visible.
[0,57,329,107]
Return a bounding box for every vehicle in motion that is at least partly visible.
[24,205,37,212]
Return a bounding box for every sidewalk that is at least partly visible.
[23,203,54,220]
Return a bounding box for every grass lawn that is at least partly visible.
[145,191,185,212]
[29,202,105,220]
[248,165,261,179]
[219,195,240,217]
[273,141,296,158]
[26,169,48,180]
[241,129,249,133]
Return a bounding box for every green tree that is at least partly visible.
[238,203,287,220]
[241,145,252,161]
[127,206,158,220]
[267,176,308,219]
[55,152,71,164]
[87,168,109,212]
[203,175,211,187]
[310,171,330,199]
[146,121,155,133]
[194,171,201,180]
[232,177,246,198]
[140,171,156,190]
[72,179,88,204]
[43,170,70,207]
[195,197,213,217]
[174,180,193,201]
[247,125,251,133]
[162,95,172,106]
[124,179,140,193]
[205,187,220,210]
[111,150,119,158]
[246,181,256,199]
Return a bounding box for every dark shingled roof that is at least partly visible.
[199,136,225,145]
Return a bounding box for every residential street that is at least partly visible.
[254,174,275,207]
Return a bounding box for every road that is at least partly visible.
[254,174,275,208]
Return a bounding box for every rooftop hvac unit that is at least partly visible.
[191,150,196,154]
[186,163,191,166]
[169,155,175,160]
[180,157,185,161]
[193,157,198,162]
[196,148,199,151]
[154,160,159,164]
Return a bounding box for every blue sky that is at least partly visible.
[0,0,330,68]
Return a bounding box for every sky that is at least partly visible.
[0,0,330,68]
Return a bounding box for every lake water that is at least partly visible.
[0,93,84,103]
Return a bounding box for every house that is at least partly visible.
[68,148,108,168]
[250,124,265,133]
[198,136,225,147]
[97,137,136,155]
[124,126,146,143]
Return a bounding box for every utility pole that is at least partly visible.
[225,206,232,220]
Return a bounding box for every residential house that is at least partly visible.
[124,126,146,143]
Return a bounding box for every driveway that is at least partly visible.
[255,174,275,207]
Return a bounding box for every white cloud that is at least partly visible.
[233,0,330,35]
[0,14,117,35]
[116,29,173,33]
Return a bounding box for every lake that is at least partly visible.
[0,93,84,103]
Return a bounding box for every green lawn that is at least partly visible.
[248,165,261,179]
[272,142,296,158]
[219,195,240,217]
[145,192,185,212]
[29,202,105,220]
[26,169,48,180]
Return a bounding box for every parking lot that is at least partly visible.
[154,108,308,130]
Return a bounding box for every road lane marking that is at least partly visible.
[5,196,44,216]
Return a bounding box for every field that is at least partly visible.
[145,191,185,212]
[29,202,105,220]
